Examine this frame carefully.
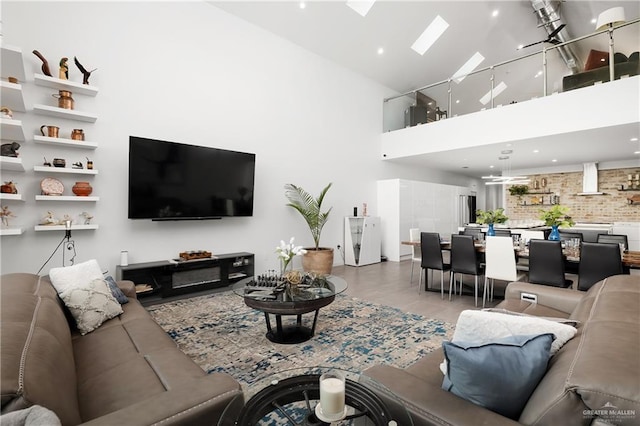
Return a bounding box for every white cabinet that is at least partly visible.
[344,216,381,266]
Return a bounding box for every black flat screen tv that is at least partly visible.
[128,136,255,220]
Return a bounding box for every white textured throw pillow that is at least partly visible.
[49,260,123,335]
[452,310,577,355]
[49,259,104,293]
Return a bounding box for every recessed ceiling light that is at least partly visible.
[489,165,495,169]
[591,18,597,24]
[533,149,539,153]
[455,99,460,104]
[377,47,384,55]
[534,70,543,78]
[479,81,507,105]
[346,0,376,17]
[299,2,306,9]
[517,44,524,50]
[634,151,640,154]
[452,52,485,83]
[552,159,558,162]
[631,137,639,141]
[492,10,499,17]
[411,15,449,55]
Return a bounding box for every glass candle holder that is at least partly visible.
[316,371,346,422]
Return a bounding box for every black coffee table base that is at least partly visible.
[264,310,320,344]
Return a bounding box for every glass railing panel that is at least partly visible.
[492,52,545,107]
[382,20,638,134]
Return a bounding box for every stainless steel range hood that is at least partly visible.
[577,162,605,195]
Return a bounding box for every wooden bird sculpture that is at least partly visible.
[59,57,69,80]
[32,50,52,76]
[74,56,97,85]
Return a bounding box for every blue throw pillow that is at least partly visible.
[442,333,553,420]
[104,275,129,304]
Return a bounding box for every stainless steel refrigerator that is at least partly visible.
[459,195,477,226]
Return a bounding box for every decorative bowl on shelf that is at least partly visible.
[40,178,64,196]
[72,181,93,196]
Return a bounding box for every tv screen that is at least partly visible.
[128,136,255,220]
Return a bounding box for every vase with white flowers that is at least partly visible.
[275,237,307,275]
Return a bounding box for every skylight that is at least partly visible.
[452,52,485,83]
[479,81,507,105]
[346,0,376,17]
[411,15,449,55]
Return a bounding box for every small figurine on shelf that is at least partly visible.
[1,142,20,157]
[1,181,17,194]
[43,157,52,167]
[80,211,93,225]
[86,157,93,170]
[74,56,96,85]
[32,50,52,77]
[0,206,16,227]
[362,203,368,217]
[1,107,13,118]
[72,161,83,169]
[40,211,57,226]
[59,57,69,80]
[58,214,73,226]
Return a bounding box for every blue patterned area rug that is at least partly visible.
[147,292,453,389]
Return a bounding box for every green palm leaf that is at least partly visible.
[284,183,333,250]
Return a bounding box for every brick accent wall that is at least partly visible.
[507,167,640,223]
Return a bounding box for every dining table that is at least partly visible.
[401,240,640,270]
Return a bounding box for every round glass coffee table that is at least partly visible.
[218,367,413,425]
[232,274,348,344]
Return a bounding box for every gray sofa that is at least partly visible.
[1,273,242,425]
[363,274,640,425]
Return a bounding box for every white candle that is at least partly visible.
[320,375,345,417]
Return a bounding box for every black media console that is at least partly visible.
[115,252,254,306]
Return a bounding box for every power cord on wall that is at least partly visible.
[35,221,76,275]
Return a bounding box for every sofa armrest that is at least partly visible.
[501,281,584,316]
[362,365,521,426]
[116,280,136,299]
[79,373,242,426]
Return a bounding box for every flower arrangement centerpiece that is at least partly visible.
[276,237,307,275]
[538,205,574,240]
[475,208,508,236]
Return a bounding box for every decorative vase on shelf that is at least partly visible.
[548,225,560,241]
[487,223,495,236]
[72,181,92,196]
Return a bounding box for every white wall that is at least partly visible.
[1,1,469,275]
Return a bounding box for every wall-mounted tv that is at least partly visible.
[128,136,255,220]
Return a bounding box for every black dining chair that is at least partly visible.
[528,240,573,288]
[578,242,625,291]
[463,227,484,241]
[597,233,629,251]
[493,229,512,237]
[420,232,451,298]
[449,234,484,306]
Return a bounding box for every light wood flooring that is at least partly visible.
[332,260,503,325]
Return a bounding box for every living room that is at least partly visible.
[1,1,639,425]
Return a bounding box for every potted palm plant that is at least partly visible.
[284,183,334,274]
[475,208,508,236]
[539,205,575,240]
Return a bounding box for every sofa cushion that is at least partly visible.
[442,333,553,420]
[0,274,82,425]
[49,259,104,293]
[519,275,640,425]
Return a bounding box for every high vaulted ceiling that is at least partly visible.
[211,1,640,176]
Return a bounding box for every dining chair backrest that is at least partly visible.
[421,232,446,270]
[578,242,624,291]
[597,233,628,251]
[559,231,583,242]
[409,228,421,260]
[528,240,571,288]
[450,234,481,275]
[463,227,483,241]
[493,229,512,237]
[485,236,518,282]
